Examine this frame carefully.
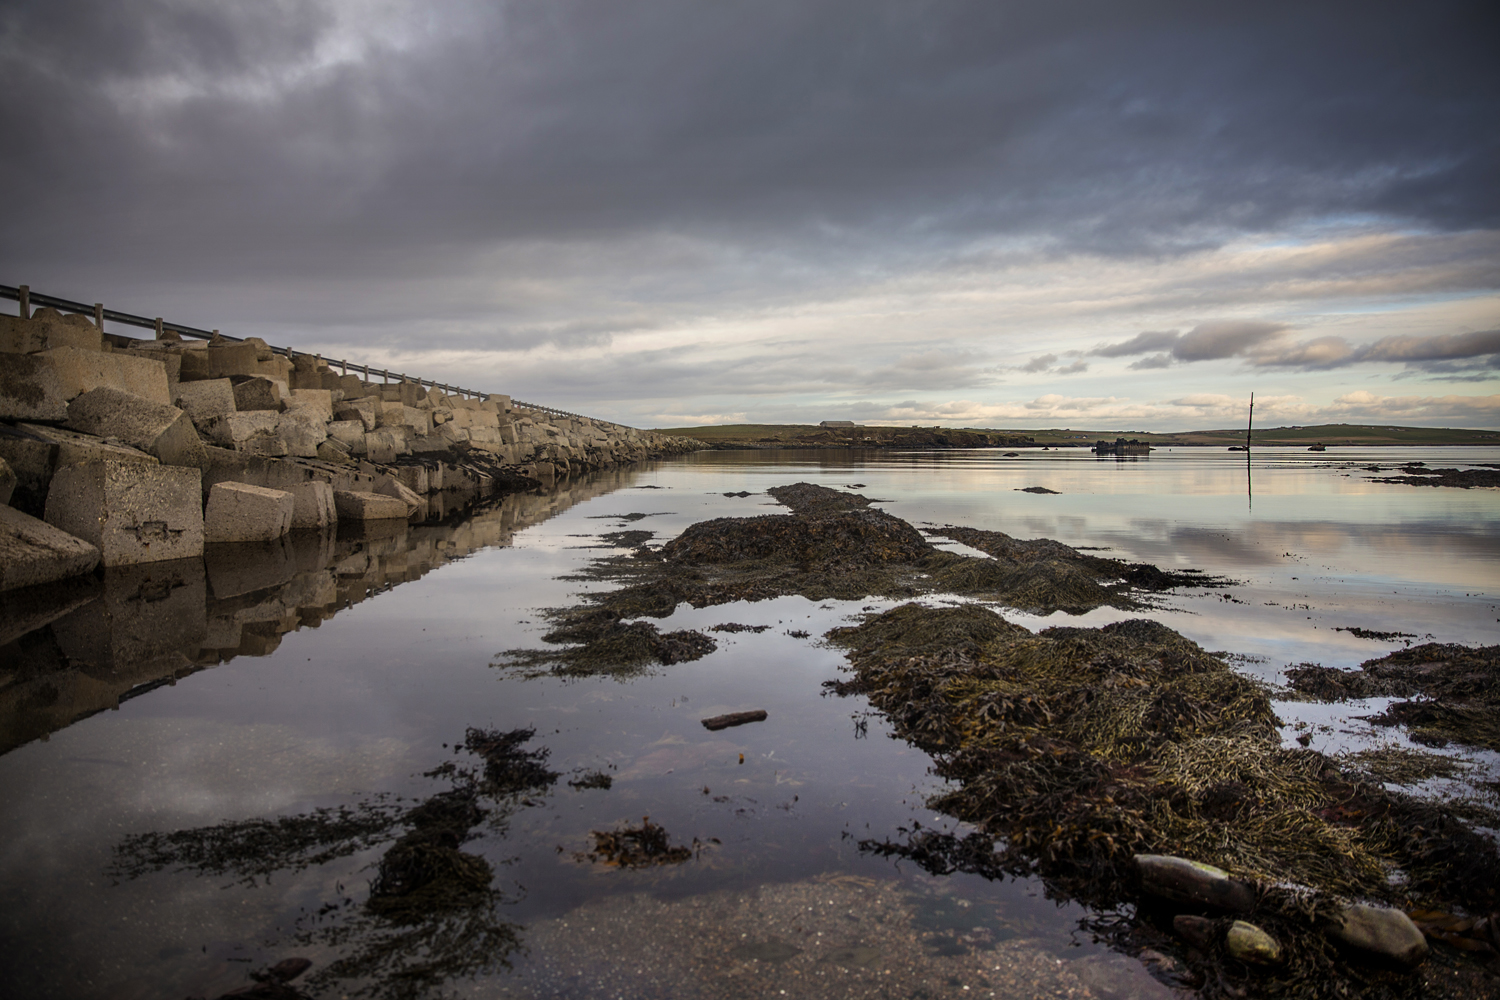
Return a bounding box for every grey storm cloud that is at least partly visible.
[1096,324,1500,373]
[2,0,1497,292]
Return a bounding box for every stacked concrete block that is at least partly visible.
[284,389,334,424]
[65,387,205,467]
[335,397,378,430]
[0,346,173,421]
[0,423,159,516]
[231,376,283,411]
[277,410,328,458]
[373,475,423,516]
[0,504,101,590]
[365,428,401,464]
[45,459,203,565]
[287,480,336,530]
[0,308,104,354]
[333,489,409,520]
[204,482,295,542]
[327,420,366,454]
[173,378,237,427]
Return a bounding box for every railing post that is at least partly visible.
[17,284,28,319]
[94,303,104,331]
[155,318,164,338]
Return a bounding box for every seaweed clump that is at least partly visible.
[1288,643,1500,751]
[582,816,700,868]
[828,604,1500,997]
[496,484,1229,678]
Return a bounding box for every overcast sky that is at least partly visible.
[2,0,1496,429]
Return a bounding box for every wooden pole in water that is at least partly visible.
[1246,392,1254,451]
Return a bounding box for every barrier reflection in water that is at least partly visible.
[0,468,647,756]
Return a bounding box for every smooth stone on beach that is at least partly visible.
[1172,914,1218,950]
[1328,904,1429,968]
[1226,920,1282,966]
[1134,854,1255,913]
[0,504,100,591]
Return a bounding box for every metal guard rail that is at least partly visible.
[2,283,630,429]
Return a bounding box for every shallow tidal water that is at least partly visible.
[1,445,1496,1000]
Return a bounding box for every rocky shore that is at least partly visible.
[0,306,699,594]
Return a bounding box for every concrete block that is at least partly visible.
[373,475,423,516]
[336,397,378,430]
[334,489,409,521]
[327,420,366,450]
[0,346,172,421]
[0,504,101,591]
[45,459,203,565]
[0,423,157,516]
[392,464,429,494]
[179,342,259,381]
[278,411,328,458]
[315,440,352,464]
[204,481,294,543]
[436,422,470,446]
[201,411,285,455]
[335,374,368,399]
[0,455,13,506]
[231,376,283,411]
[0,308,102,354]
[287,480,336,530]
[65,387,204,467]
[468,425,505,451]
[284,388,333,424]
[366,429,400,465]
[173,378,236,426]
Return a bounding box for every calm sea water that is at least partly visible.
[1,446,1495,999]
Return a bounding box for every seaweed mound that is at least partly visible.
[829,606,1500,973]
[1288,642,1500,750]
[496,484,1231,678]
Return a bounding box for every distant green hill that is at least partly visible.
[654,422,1500,448]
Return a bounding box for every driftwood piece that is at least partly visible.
[701,710,768,731]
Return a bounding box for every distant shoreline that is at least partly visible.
[656,422,1500,450]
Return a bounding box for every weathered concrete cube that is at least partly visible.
[0,308,102,354]
[315,439,352,464]
[231,376,283,411]
[0,422,158,516]
[335,398,378,430]
[278,411,328,458]
[334,374,369,399]
[287,480,336,530]
[327,420,366,451]
[333,489,409,521]
[284,388,333,424]
[392,464,430,494]
[179,342,259,381]
[0,504,101,591]
[201,411,286,456]
[174,378,236,426]
[365,429,400,464]
[0,346,173,421]
[204,481,295,543]
[45,459,203,565]
[373,475,423,515]
[65,386,205,467]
